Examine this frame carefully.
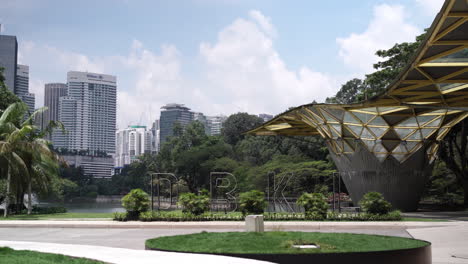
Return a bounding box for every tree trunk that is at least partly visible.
[464,180,468,209]
[3,166,10,217]
[27,181,32,215]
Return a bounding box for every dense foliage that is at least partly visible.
[178,192,210,215]
[296,193,329,220]
[359,192,392,215]
[239,190,267,216]
[121,188,150,219]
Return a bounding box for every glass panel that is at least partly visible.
[431,48,468,63]
[374,142,387,153]
[424,117,442,127]
[368,116,388,126]
[358,107,378,113]
[437,128,449,140]
[320,109,338,123]
[392,143,406,153]
[377,106,405,114]
[346,125,363,137]
[343,141,354,152]
[344,138,356,150]
[407,130,422,140]
[362,140,376,151]
[330,127,341,139]
[330,124,342,135]
[394,128,415,139]
[368,127,387,138]
[375,153,388,162]
[361,128,375,139]
[417,115,436,126]
[334,140,343,153]
[405,141,420,152]
[352,112,374,124]
[343,112,360,124]
[392,153,407,163]
[327,109,344,121]
[320,124,331,136]
[397,117,418,127]
[421,128,437,138]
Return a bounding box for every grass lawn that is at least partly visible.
[145,231,429,254]
[0,213,113,220]
[402,217,448,222]
[0,247,103,264]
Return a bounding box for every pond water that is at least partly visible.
[38,202,125,213]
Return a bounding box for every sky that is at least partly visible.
[0,0,444,128]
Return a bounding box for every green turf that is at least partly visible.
[402,217,448,222]
[0,213,113,220]
[0,247,104,264]
[145,231,429,254]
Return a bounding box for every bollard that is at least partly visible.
[245,215,264,232]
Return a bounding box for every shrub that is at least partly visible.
[178,192,210,216]
[113,212,128,221]
[239,190,267,216]
[359,192,392,215]
[31,206,67,214]
[297,193,329,220]
[121,189,150,219]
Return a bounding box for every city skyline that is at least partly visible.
[0,0,443,128]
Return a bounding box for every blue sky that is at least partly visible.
[0,0,443,127]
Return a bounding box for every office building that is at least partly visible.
[42,83,67,131]
[194,112,210,135]
[15,64,35,113]
[150,119,160,153]
[0,35,17,92]
[115,125,152,167]
[54,71,117,156]
[159,103,194,144]
[61,155,114,179]
[207,115,227,136]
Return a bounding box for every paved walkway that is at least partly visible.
[0,240,272,264]
[0,220,466,264]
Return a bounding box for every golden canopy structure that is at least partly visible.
[249,0,468,211]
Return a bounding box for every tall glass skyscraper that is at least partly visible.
[0,35,17,92]
[54,71,117,155]
[159,103,194,144]
[42,83,67,132]
[15,64,35,113]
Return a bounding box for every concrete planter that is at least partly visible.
[146,243,431,264]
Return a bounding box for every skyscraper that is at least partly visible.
[150,119,160,153]
[15,64,35,113]
[0,35,18,92]
[194,112,210,135]
[54,71,117,155]
[207,115,227,136]
[159,103,194,144]
[115,125,152,167]
[43,83,67,131]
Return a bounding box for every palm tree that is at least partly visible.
[0,103,30,217]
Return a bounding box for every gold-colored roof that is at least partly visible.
[249,0,468,138]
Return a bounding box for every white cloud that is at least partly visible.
[337,4,421,74]
[198,10,339,115]
[415,0,444,16]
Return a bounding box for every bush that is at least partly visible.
[239,190,267,216]
[121,189,150,219]
[31,206,67,214]
[297,193,329,220]
[178,192,210,216]
[113,212,128,221]
[359,192,392,215]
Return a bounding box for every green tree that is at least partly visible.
[0,68,21,113]
[297,192,329,220]
[222,113,263,146]
[325,78,367,104]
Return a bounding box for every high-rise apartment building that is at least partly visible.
[150,119,160,153]
[54,71,117,155]
[194,112,211,135]
[207,115,227,136]
[115,125,152,167]
[0,35,18,92]
[159,103,194,145]
[42,83,67,131]
[15,64,35,113]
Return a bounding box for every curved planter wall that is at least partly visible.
[146,243,431,264]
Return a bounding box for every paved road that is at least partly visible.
[0,226,412,249]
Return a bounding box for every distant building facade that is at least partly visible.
[61,155,114,179]
[42,83,67,132]
[207,115,227,136]
[258,113,273,122]
[115,125,152,168]
[54,71,117,156]
[15,64,35,113]
[0,35,18,92]
[159,103,194,145]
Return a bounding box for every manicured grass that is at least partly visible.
[0,213,113,220]
[402,217,448,222]
[145,231,429,254]
[0,247,103,264]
